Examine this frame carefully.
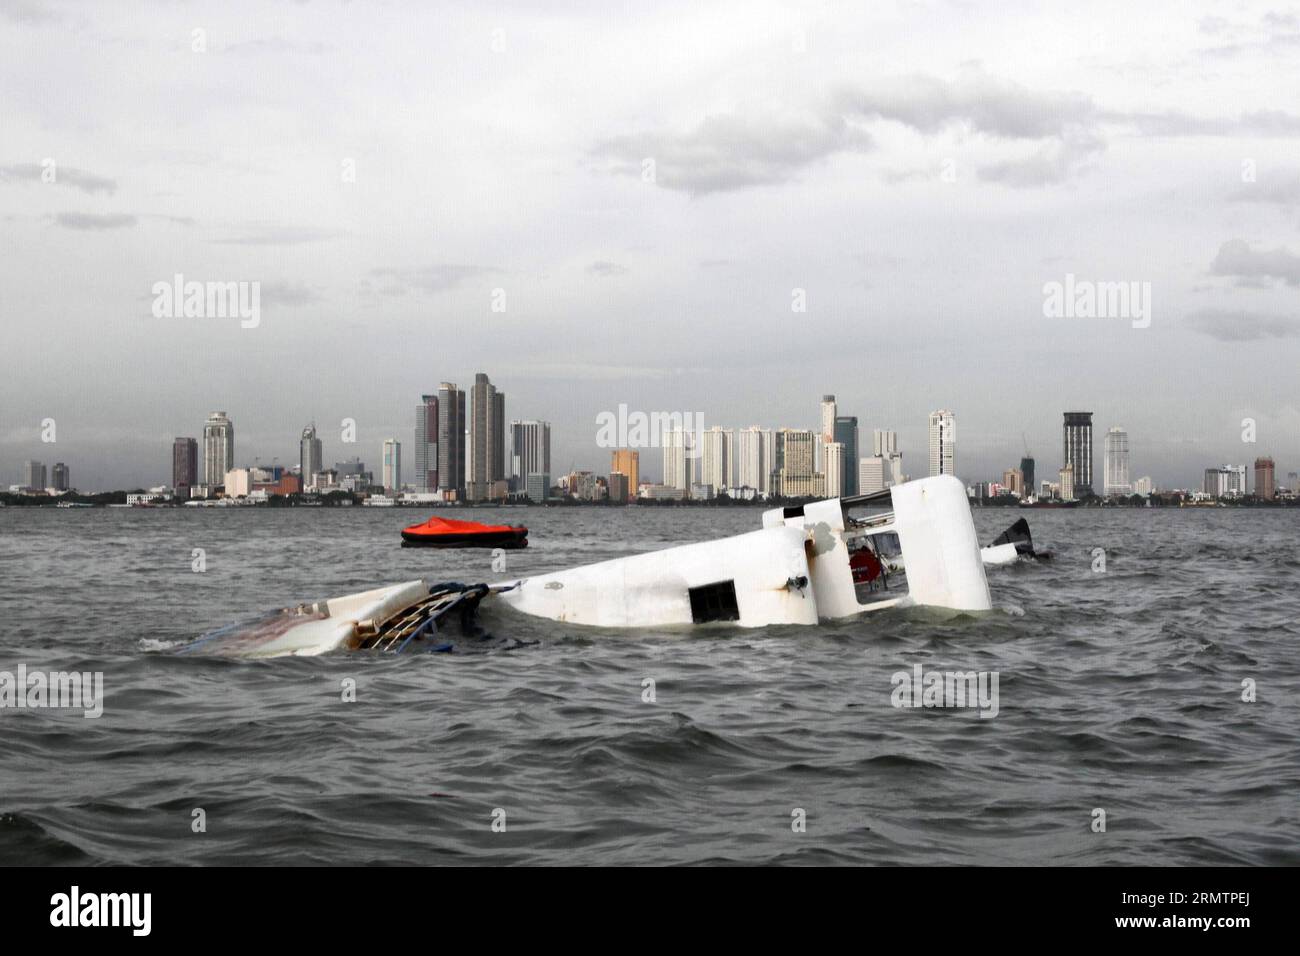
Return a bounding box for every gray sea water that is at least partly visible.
[1,505,1297,865]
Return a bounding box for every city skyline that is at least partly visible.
[7,389,1292,497]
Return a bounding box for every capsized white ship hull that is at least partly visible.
[497,475,991,627]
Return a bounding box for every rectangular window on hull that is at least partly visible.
[689,580,740,623]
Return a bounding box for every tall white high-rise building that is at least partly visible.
[820,395,837,442]
[300,423,323,492]
[873,429,898,457]
[204,411,235,488]
[723,427,737,489]
[1103,426,1131,496]
[927,410,955,477]
[662,429,694,490]
[699,427,731,492]
[381,439,401,491]
[736,426,773,495]
[819,395,836,470]
[824,441,843,497]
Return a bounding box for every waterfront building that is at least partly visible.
[1103,426,1131,496]
[1063,412,1094,497]
[173,438,198,497]
[508,420,551,492]
[21,460,46,491]
[413,395,438,492]
[437,382,466,500]
[1020,456,1035,496]
[609,448,639,499]
[736,426,772,496]
[203,412,234,488]
[1255,457,1275,500]
[382,439,401,491]
[608,472,630,503]
[300,424,323,492]
[824,441,844,497]
[523,472,549,501]
[834,416,859,496]
[662,429,694,491]
[699,427,731,492]
[468,373,505,501]
[928,410,955,477]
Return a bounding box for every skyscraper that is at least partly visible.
[413,394,438,492]
[662,429,693,490]
[1204,464,1247,498]
[437,382,466,500]
[1063,412,1094,498]
[173,437,198,497]
[824,441,843,497]
[1059,463,1075,501]
[1255,457,1275,500]
[819,394,837,469]
[512,420,552,493]
[1020,456,1035,497]
[699,427,731,492]
[300,423,322,491]
[468,372,506,501]
[51,462,70,492]
[382,439,401,491]
[204,412,234,488]
[776,429,817,498]
[610,447,639,497]
[1103,426,1131,496]
[21,460,46,491]
[834,416,859,496]
[735,426,770,495]
[928,410,955,477]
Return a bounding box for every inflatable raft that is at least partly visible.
[400,516,528,549]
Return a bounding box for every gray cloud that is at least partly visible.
[1112,109,1300,137]
[220,36,333,56]
[209,226,339,246]
[597,71,1105,195]
[593,111,872,196]
[1210,238,1300,286]
[368,264,500,295]
[0,163,116,194]
[55,212,136,230]
[1228,173,1300,205]
[836,71,1095,139]
[0,0,56,25]
[260,281,325,308]
[586,261,628,277]
[977,130,1106,187]
[1185,308,1300,341]
[1196,10,1300,57]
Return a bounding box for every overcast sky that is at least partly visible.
[3,0,1299,491]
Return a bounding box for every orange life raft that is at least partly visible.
[400,515,529,549]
